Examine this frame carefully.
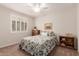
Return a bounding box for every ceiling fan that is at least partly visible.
[25,3,48,12]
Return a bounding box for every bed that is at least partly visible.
[19,31,58,56]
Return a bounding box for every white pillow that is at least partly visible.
[40,31,48,36]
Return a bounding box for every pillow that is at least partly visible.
[40,31,48,36]
[48,31,56,36]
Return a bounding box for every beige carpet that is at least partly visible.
[0,44,78,56]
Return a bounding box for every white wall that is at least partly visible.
[0,5,35,48]
[77,4,79,52]
[35,4,77,35]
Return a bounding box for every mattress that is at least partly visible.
[23,35,54,45]
[19,35,58,56]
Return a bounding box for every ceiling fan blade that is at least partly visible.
[43,7,48,9]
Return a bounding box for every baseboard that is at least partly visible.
[0,42,18,48]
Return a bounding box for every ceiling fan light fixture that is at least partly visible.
[27,3,47,12]
[33,7,40,12]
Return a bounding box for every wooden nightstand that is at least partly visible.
[59,35,75,49]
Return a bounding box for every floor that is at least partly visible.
[0,44,79,56]
[54,47,79,56]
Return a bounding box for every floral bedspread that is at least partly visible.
[19,35,58,56]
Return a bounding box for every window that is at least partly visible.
[11,15,27,32]
[17,21,20,31]
[12,20,16,31]
[25,22,27,31]
[21,21,24,31]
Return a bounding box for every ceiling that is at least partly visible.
[0,3,76,17]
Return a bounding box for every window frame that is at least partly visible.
[10,14,28,33]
